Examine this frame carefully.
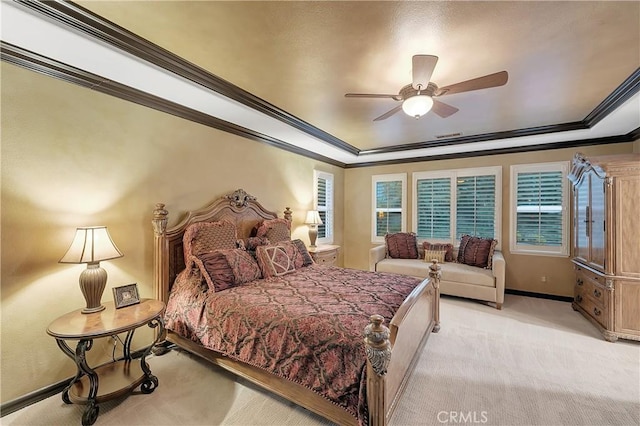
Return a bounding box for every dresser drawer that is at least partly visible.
[575,292,609,329]
[574,267,610,329]
[575,273,609,308]
[576,266,606,288]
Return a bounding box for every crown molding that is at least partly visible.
[358,122,590,155]
[345,134,637,168]
[1,41,347,168]
[13,0,360,156]
[628,126,640,141]
[584,68,640,127]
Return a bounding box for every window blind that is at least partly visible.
[416,177,451,239]
[375,180,403,236]
[456,175,496,239]
[317,176,328,238]
[315,171,333,241]
[515,171,563,246]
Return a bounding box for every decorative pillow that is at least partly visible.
[192,251,233,292]
[253,218,291,244]
[385,232,419,259]
[193,249,261,292]
[245,236,270,251]
[423,242,455,262]
[224,249,262,283]
[424,250,447,263]
[183,220,237,258]
[256,244,297,278]
[289,239,315,267]
[457,235,498,269]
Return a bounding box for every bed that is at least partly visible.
[152,189,440,426]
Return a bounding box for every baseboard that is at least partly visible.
[505,288,573,303]
[0,379,68,417]
[0,348,149,417]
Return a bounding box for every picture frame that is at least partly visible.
[112,283,140,309]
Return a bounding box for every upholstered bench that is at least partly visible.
[369,233,506,310]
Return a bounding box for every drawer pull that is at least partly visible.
[576,279,583,286]
[593,289,602,298]
[575,295,583,303]
[593,307,601,317]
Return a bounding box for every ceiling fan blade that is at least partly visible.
[373,105,403,121]
[435,71,508,96]
[345,93,401,100]
[412,55,438,90]
[431,100,459,118]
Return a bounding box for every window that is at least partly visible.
[314,170,334,244]
[412,167,502,247]
[415,174,451,240]
[456,174,497,239]
[510,162,569,256]
[372,173,407,242]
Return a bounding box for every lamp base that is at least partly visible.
[81,305,106,314]
[79,263,107,314]
[308,226,318,248]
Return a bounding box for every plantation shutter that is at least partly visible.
[456,175,496,239]
[515,171,563,246]
[416,177,451,239]
[317,176,327,238]
[316,175,332,239]
[375,180,403,237]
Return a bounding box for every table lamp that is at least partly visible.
[59,226,123,314]
[304,210,323,248]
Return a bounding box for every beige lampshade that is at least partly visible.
[304,210,323,225]
[60,226,123,264]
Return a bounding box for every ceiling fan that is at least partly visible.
[345,55,508,121]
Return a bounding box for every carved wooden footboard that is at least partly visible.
[152,189,440,426]
[367,260,441,425]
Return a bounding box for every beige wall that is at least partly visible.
[343,143,635,297]
[0,62,344,403]
[634,137,640,153]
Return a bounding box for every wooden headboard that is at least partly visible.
[152,189,292,304]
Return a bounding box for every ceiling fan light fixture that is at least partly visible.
[402,95,434,119]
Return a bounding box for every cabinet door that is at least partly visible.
[615,175,640,278]
[614,280,640,337]
[589,173,606,271]
[574,176,589,262]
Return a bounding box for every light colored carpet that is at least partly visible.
[2,294,639,425]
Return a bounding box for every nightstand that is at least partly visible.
[47,298,165,426]
[308,245,340,266]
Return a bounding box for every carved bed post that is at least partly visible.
[364,314,391,426]
[429,260,441,333]
[283,207,293,221]
[151,203,171,354]
[152,203,169,303]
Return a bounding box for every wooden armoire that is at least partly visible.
[567,152,640,342]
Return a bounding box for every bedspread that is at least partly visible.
[164,265,423,424]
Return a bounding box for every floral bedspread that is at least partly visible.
[164,265,423,424]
